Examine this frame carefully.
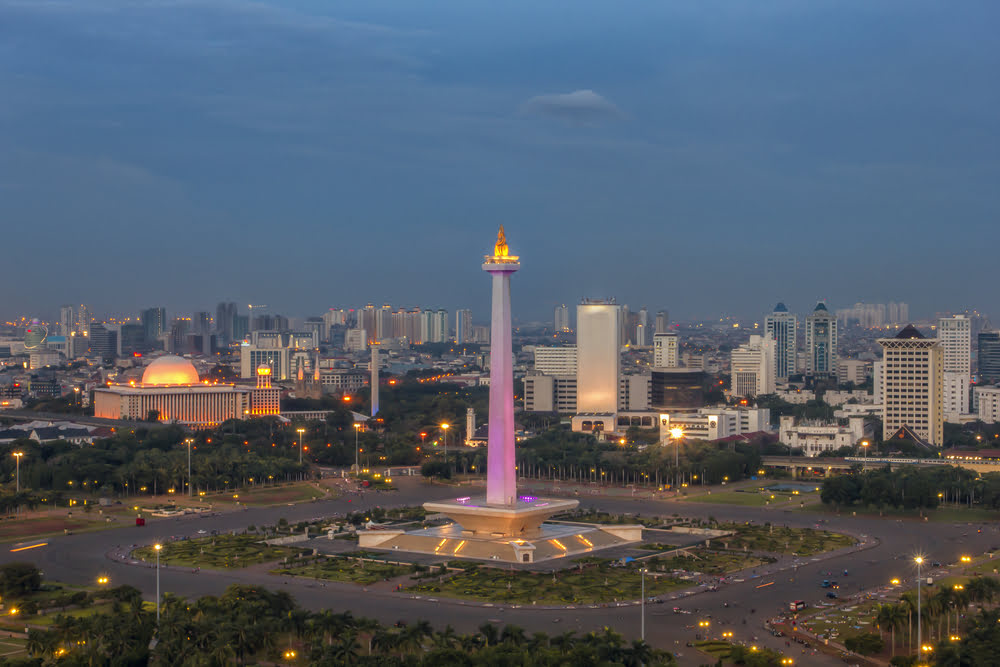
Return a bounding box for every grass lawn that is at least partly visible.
[635,547,771,575]
[132,534,304,568]
[684,490,797,506]
[714,523,855,556]
[272,557,410,585]
[28,603,117,627]
[0,637,26,658]
[222,484,326,507]
[797,599,881,643]
[552,510,664,527]
[406,563,690,604]
[0,515,106,542]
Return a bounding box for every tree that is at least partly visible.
[844,632,884,655]
[0,562,41,597]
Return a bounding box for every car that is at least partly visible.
[672,607,692,615]
[826,592,838,599]
[821,580,831,588]
[197,529,207,534]
[931,561,942,568]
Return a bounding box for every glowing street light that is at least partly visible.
[12,452,23,493]
[296,428,306,465]
[184,438,194,496]
[860,440,870,469]
[915,555,924,649]
[669,428,684,488]
[354,423,361,472]
[154,543,163,625]
[440,423,450,469]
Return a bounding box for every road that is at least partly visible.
[3,477,996,666]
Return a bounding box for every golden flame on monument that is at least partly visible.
[488,225,518,263]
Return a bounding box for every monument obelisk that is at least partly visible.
[482,225,519,506]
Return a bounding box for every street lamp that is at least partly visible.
[440,423,450,470]
[296,428,305,465]
[154,543,163,626]
[915,556,924,650]
[12,452,23,494]
[669,428,683,489]
[354,423,361,472]
[184,438,194,496]
[860,440,869,469]
[640,568,647,641]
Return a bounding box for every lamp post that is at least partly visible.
[184,438,193,496]
[354,423,361,473]
[669,428,683,489]
[296,428,305,465]
[12,452,23,493]
[915,556,924,650]
[154,543,163,626]
[860,440,869,470]
[440,423,450,471]
[640,567,647,641]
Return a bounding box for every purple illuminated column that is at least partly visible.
[482,255,519,506]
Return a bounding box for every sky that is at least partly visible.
[2,0,999,324]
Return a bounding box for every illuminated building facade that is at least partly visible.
[94,355,251,427]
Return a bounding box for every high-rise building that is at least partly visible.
[636,308,649,346]
[731,334,776,397]
[887,302,909,325]
[979,331,1000,382]
[419,309,449,343]
[805,302,837,377]
[232,314,249,342]
[553,304,570,333]
[455,309,473,344]
[375,304,393,342]
[653,332,679,368]
[215,302,237,344]
[59,305,74,336]
[938,315,971,418]
[765,302,797,381]
[88,323,117,360]
[141,307,167,344]
[76,304,90,336]
[655,311,669,334]
[118,323,147,356]
[193,311,212,336]
[878,325,943,445]
[576,299,621,414]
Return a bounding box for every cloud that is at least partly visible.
[521,89,623,125]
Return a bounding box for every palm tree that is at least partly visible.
[478,622,499,648]
[433,625,459,650]
[500,624,527,646]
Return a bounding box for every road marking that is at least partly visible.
[756,581,775,588]
[10,542,47,552]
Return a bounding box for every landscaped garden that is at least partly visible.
[552,509,665,527]
[712,522,855,556]
[132,534,305,569]
[272,556,411,585]
[406,561,689,604]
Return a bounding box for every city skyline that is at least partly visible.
[3,1,999,321]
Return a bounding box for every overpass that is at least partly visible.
[0,409,176,431]
[761,455,1000,477]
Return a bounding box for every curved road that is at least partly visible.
[3,478,996,666]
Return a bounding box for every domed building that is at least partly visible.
[93,355,272,426]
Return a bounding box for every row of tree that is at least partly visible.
[14,581,676,666]
[820,465,1000,511]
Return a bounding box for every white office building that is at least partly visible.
[455,309,473,344]
[765,303,797,381]
[878,325,943,445]
[837,359,871,386]
[576,299,621,414]
[419,309,449,344]
[805,302,837,377]
[657,407,771,442]
[975,386,1000,424]
[779,415,865,457]
[731,334,776,397]
[653,332,679,368]
[534,346,578,375]
[938,315,971,420]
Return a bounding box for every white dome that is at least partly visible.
[142,355,199,386]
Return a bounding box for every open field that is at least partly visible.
[406,563,689,605]
[0,516,102,542]
[717,523,855,556]
[635,547,771,575]
[132,534,304,568]
[683,490,799,506]
[273,557,410,585]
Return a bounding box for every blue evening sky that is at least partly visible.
[2,1,998,323]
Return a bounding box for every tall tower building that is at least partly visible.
[879,325,943,445]
[805,302,837,377]
[765,303,797,381]
[59,305,74,336]
[636,307,649,346]
[554,304,570,333]
[653,332,679,368]
[141,307,167,344]
[215,302,237,344]
[455,309,473,344]
[371,345,380,417]
[576,299,621,414]
[731,334,776,397]
[76,304,90,336]
[655,311,669,334]
[978,330,1000,382]
[938,315,971,418]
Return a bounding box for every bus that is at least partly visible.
[789,600,807,612]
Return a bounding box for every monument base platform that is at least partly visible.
[358,520,640,564]
[357,496,642,564]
